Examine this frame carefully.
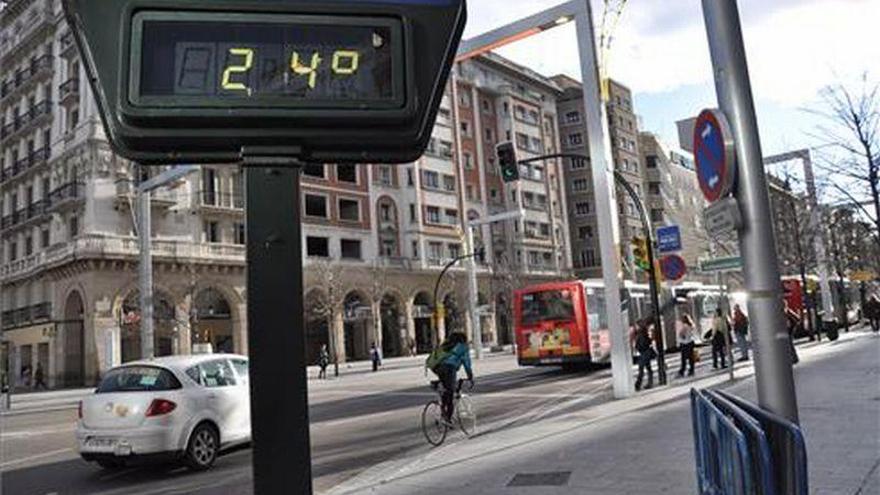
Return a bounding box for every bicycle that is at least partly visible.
[421,378,476,446]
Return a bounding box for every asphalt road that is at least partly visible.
[0,354,619,495]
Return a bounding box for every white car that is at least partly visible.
[76,354,251,470]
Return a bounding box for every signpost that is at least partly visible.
[656,225,682,253]
[699,256,743,273]
[63,1,466,493]
[703,197,743,237]
[660,254,688,283]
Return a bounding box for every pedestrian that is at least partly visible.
[317,344,330,380]
[710,308,729,369]
[370,342,382,372]
[784,301,801,365]
[20,364,31,388]
[865,294,880,332]
[732,304,750,362]
[634,319,656,391]
[33,362,47,390]
[677,314,697,378]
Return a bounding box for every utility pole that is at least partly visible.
[136,165,199,359]
[702,0,799,426]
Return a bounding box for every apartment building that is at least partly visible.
[552,75,646,280]
[638,132,711,275]
[0,2,572,387]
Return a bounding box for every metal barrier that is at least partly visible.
[691,388,809,495]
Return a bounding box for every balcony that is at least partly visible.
[60,32,77,57]
[47,181,85,211]
[0,147,51,185]
[59,78,79,105]
[198,191,244,212]
[1,302,52,330]
[0,101,52,145]
[0,55,53,103]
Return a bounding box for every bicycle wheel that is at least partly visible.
[456,395,477,437]
[421,401,447,446]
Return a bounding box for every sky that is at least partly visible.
[462,0,879,164]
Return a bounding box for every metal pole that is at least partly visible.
[702,0,799,424]
[245,164,312,495]
[466,224,483,358]
[575,0,634,398]
[803,153,835,329]
[137,185,154,360]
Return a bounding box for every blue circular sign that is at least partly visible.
[660,254,687,282]
[694,109,736,203]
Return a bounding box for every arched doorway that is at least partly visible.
[443,293,463,335]
[412,292,433,354]
[380,293,403,358]
[304,290,330,366]
[62,291,85,387]
[191,288,234,354]
[343,291,371,361]
[120,290,176,363]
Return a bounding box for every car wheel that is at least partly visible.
[96,458,126,470]
[184,423,219,471]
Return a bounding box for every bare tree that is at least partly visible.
[361,261,390,350]
[305,259,348,375]
[811,74,880,245]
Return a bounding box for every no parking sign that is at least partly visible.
[694,109,737,203]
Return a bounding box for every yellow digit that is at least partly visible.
[290,51,322,89]
[221,48,254,92]
[332,50,360,75]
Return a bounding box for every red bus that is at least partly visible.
[513,281,613,366]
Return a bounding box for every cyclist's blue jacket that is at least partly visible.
[441,343,473,376]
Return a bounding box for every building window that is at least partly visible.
[646,155,658,169]
[485,128,494,142]
[443,174,456,192]
[444,209,458,225]
[379,166,393,185]
[465,185,474,201]
[380,239,395,257]
[409,203,417,223]
[463,152,473,169]
[581,249,597,267]
[575,202,591,216]
[490,188,498,199]
[69,215,79,238]
[651,209,664,222]
[460,121,470,137]
[459,91,471,107]
[40,227,50,248]
[426,206,441,224]
[24,235,33,256]
[336,164,358,183]
[573,178,589,191]
[649,182,661,195]
[302,164,325,179]
[578,226,593,238]
[306,237,329,257]
[411,241,419,259]
[568,133,583,147]
[338,198,361,222]
[570,157,587,170]
[67,107,79,131]
[565,111,581,124]
[380,203,392,222]
[428,242,443,263]
[304,194,328,218]
[407,168,414,186]
[482,99,491,113]
[9,241,17,262]
[204,221,219,243]
[448,243,461,259]
[540,223,551,238]
[439,140,454,158]
[422,170,440,189]
[340,239,362,259]
[234,223,245,245]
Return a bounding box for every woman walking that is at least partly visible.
[634,320,656,391]
[677,314,697,377]
[710,308,729,369]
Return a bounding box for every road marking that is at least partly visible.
[0,448,73,469]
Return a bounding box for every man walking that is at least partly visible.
[732,305,750,362]
[33,362,47,390]
[317,344,330,380]
[370,342,382,372]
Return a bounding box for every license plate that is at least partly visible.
[87,437,117,449]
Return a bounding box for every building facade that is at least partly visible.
[552,75,646,280]
[0,2,572,388]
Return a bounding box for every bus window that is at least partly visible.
[586,288,608,331]
[521,290,575,325]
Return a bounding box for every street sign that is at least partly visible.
[694,109,737,203]
[656,225,682,253]
[660,254,687,282]
[703,197,743,237]
[62,0,467,164]
[699,256,743,273]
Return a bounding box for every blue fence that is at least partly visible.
[690,388,808,495]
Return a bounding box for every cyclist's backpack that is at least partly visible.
[425,346,452,373]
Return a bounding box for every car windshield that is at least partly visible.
[520,289,576,326]
[96,366,182,393]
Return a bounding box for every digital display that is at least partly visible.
[134,13,403,107]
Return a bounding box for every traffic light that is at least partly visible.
[631,236,649,272]
[496,142,520,183]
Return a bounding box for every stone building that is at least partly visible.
[0,1,572,387]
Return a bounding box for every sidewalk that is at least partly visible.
[328,328,880,495]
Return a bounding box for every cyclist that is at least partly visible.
[434,331,474,424]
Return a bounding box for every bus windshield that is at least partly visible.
[520,290,575,325]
